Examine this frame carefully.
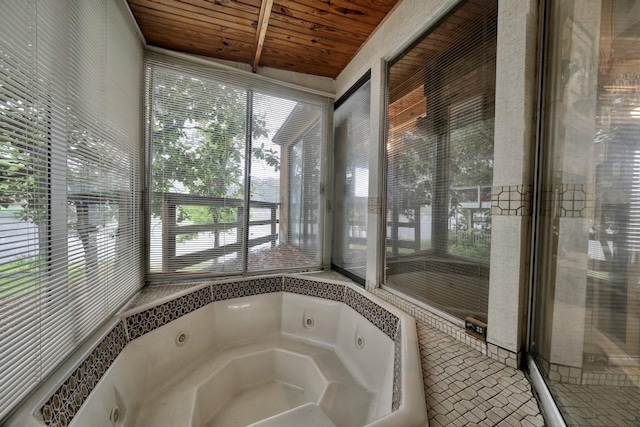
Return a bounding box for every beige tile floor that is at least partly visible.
[125,277,546,426]
[547,381,639,426]
[417,321,545,426]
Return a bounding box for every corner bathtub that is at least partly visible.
[6,275,428,427]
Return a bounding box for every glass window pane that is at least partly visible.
[532,1,640,425]
[333,79,371,280]
[149,69,247,273]
[248,94,324,270]
[384,0,497,322]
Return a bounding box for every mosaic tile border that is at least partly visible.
[343,286,399,339]
[126,287,211,340]
[39,275,405,426]
[392,326,402,412]
[557,183,594,218]
[40,322,128,427]
[491,185,532,216]
[282,276,344,302]
[212,276,281,301]
[539,183,595,218]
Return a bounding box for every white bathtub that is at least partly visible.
[5,275,428,427]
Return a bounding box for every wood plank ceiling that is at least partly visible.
[127,0,401,78]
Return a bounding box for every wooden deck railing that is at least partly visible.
[157,192,278,272]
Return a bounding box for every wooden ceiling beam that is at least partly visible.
[252,0,274,72]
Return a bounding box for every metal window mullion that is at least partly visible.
[241,90,254,273]
[321,102,332,267]
[44,26,72,386]
[380,61,391,286]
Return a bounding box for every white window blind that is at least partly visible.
[146,53,329,278]
[332,76,372,281]
[385,0,497,322]
[0,0,143,419]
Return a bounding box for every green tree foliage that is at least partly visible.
[150,71,278,238]
[392,118,493,214]
[449,118,494,187]
[0,96,50,271]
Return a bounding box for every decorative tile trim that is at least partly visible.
[212,277,281,301]
[392,327,402,412]
[283,276,399,339]
[126,287,211,340]
[344,287,399,339]
[282,276,344,301]
[557,183,593,218]
[539,183,595,218]
[491,185,532,216]
[40,322,128,427]
[368,196,382,214]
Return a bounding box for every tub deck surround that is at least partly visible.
[38,322,130,427]
[14,275,426,427]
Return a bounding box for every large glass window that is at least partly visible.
[531,1,640,425]
[0,0,143,419]
[333,76,371,281]
[384,0,497,322]
[146,57,328,277]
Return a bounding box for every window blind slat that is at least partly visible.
[0,0,143,420]
[146,53,329,278]
[385,0,497,322]
[333,78,371,281]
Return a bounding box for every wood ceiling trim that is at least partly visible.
[142,27,252,56]
[131,5,255,36]
[129,0,257,34]
[252,0,274,72]
[267,13,367,44]
[140,23,255,54]
[388,86,426,129]
[146,36,252,63]
[185,0,262,16]
[318,0,398,14]
[176,0,260,21]
[277,0,384,28]
[284,0,388,26]
[262,35,354,63]
[128,0,402,78]
[264,33,357,59]
[258,55,341,77]
[345,0,404,71]
[265,20,363,48]
[133,13,256,43]
[273,0,379,32]
[260,45,341,68]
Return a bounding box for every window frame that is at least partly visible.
[143,58,331,282]
[380,0,497,322]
